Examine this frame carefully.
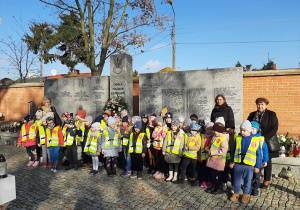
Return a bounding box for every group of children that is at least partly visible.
[18,99,269,204]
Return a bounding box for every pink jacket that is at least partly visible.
[206,136,228,171]
[152,125,168,150]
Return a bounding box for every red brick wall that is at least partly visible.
[243,74,300,137]
[0,84,44,123]
[133,82,139,116]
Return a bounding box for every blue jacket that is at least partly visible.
[231,133,262,169]
[253,132,269,164]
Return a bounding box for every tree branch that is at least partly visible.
[39,0,77,13]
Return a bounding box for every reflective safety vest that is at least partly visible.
[210,136,227,163]
[84,131,101,153]
[199,134,208,161]
[234,136,260,166]
[183,135,200,159]
[35,120,42,126]
[61,124,68,146]
[21,123,37,141]
[65,128,76,146]
[166,131,183,155]
[122,126,132,146]
[38,125,46,145]
[153,127,169,148]
[46,126,60,147]
[104,129,120,147]
[129,132,145,154]
[146,127,151,139]
[100,120,106,130]
[75,121,85,142]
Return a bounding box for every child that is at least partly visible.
[18,115,38,167]
[75,110,86,167]
[165,112,173,130]
[230,120,262,204]
[152,116,168,179]
[35,110,43,163]
[80,116,93,169]
[198,122,214,188]
[190,114,198,123]
[205,122,228,193]
[129,121,147,179]
[37,115,52,167]
[101,117,122,176]
[65,117,78,170]
[251,121,269,196]
[174,122,201,185]
[60,112,70,166]
[162,119,185,182]
[147,114,156,174]
[178,116,185,129]
[141,114,150,169]
[182,118,191,134]
[120,116,132,176]
[84,122,102,175]
[45,117,64,172]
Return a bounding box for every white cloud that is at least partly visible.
[140,60,161,71]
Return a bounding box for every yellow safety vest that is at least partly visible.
[38,125,46,145]
[35,120,42,126]
[166,131,183,155]
[210,136,227,163]
[46,126,60,147]
[153,127,169,148]
[100,120,106,130]
[84,131,101,153]
[75,120,85,142]
[146,127,151,139]
[21,123,37,141]
[65,128,76,146]
[122,126,132,146]
[104,129,120,147]
[129,133,145,154]
[199,134,208,161]
[61,124,68,146]
[183,135,200,159]
[234,136,260,166]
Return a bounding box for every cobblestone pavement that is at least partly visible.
[0,146,299,210]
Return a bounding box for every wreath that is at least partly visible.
[103,95,127,117]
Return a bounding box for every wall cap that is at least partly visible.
[0,83,44,88]
[243,68,300,77]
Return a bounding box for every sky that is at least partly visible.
[0,0,300,80]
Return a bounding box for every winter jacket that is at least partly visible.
[162,129,185,163]
[66,127,77,146]
[254,132,269,164]
[77,124,91,145]
[206,136,228,171]
[18,122,37,147]
[183,133,201,160]
[45,126,64,146]
[210,102,235,129]
[129,131,147,154]
[85,131,102,156]
[101,127,122,157]
[152,125,168,150]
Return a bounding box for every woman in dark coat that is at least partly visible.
[247,97,279,188]
[210,94,235,132]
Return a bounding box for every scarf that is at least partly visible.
[253,110,265,132]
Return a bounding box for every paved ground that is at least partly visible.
[0,145,299,210]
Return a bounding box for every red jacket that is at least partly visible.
[18,122,37,147]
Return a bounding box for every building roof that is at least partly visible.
[157,67,177,73]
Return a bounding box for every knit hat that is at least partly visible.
[132,116,141,123]
[24,115,33,122]
[120,109,128,116]
[240,120,252,133]
[212,123,225,133]
[134,121,142,130]
[190,122,199,131]
[251,121,260,132]
[155,116,164,124]
[165,112,173,119]
[215,117,225,127]
[171,119,180,127]
[103,110,111,116]
[114,116,121,122]
[183,118,192,127]
[77,110,86,119]
[151,114,157,117]
[66,117,75,125]
[107,116,116,126]
[46,112,54,119]
[141,114,149,119]
[190,114,198,121]
[41,115,48,122]
[161,108,168,114]
[91,122,101,131]
[62,112,71,118]
[122,116,129,123]
[84,116,93,124]
[204,118,210,125]
[35,110,43,117]
[198,119,205,127]
[178,116,185,123]
[205,122,214,129]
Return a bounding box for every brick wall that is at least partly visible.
[133,82,139,116]
[0,84,44,123]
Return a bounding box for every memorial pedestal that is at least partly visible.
[0,174,16,205]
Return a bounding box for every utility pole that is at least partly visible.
[168,1,176,70]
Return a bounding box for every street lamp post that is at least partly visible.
[168,1,176,70]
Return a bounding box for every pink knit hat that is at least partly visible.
[205,122,214,129]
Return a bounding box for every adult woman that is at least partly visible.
[247,97,279,188]
[210,94,235,132]
[41,97,62,126]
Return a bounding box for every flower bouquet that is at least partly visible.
[103,95,127,117]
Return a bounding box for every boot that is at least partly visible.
[65,164,74,170]
[211,185,222,194]
[230,193,239,202]
[205,184,215,193]
[173,178,184,184]
[241,194,250,204]
[166,171,173,182]
[77,160,83,167]
[107,168,112,176]
[112,168,116,175]
[190,178,197,187]
[172,172,178,182]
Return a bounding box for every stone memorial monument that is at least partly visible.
[139,67,243,131]
[44,76,110,118]
[110,54,133,115]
